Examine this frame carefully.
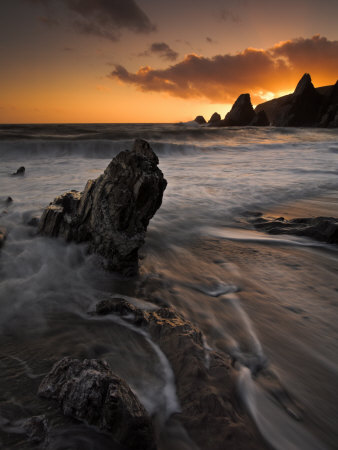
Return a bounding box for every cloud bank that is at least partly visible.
[110,36,338,103]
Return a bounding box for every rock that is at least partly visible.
[39,139,167,274]
[96,298,265,450]
[222,94,255,126]
[250,110,269,126]
[194,115,206,124]
[27,216,40,227]
[319,81,338,127]
[0,227,7,248]
[12,166,25,176]
[256,73,326,127]
[250,215,338,244]
[22,415,48,444]
[6,197,13,204]
[208,112,221,125]
[38,357,156,450]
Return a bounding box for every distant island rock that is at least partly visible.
[222,93,255,126]
[194,115,206,124]
[208,112,221,124]
[39,139,167,275]
[194,73,338,128]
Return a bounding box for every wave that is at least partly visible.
[0,138,336,160]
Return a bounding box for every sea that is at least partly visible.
[0,123,338,449]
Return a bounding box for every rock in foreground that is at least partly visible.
[39,139,167,274]
[38,357,156,450]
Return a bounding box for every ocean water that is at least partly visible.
[0,123,338,449]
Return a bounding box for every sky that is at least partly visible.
[0,0,338,123]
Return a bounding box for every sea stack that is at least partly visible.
[223,93,255,126]
[39,139,167,275]
[208,112,221,125]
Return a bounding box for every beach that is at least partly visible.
[0,124,337,449]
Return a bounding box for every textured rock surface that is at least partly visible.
[39,139,167,274]
[249,214,338,244]
[194,115,206,124]
[38,357,156,450]
[223,94,255,126]
[96,298,266,450]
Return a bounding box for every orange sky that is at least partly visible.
[0,0,337,123]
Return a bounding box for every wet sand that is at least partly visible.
[141,190,338,449]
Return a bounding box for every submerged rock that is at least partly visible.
[12,166,25,176]
[0,227,7,248]
[39,139,167,274]
[38,357,156,450]
[194,115,206,124]
[223,93,255,126]
[250,215,338,244]
[22,415,48,445]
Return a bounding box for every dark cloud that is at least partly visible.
[109,36,338,103]
[25,0,156,41]
[140,42,179,61]
[220,8,241,23]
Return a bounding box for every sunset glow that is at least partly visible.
[1,0,338,123]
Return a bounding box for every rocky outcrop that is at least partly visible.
[223,94,255,126]
[0,227,7,248]
[249,110,269,126]
[208,112,221,125]
[39,139,167,274]
[256,74,338,127]
[248,214,338,244]
[96,298,266,450]
[12,166,25,176]
[38,357,156,450]
[194,115,206,124]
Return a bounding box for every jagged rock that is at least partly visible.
[249,214,338,244]
[208,112,221,125]
[38,357,156,450]
[0,227,7,248]
[12,166,25,176]
[194,115,206,124]
[250,110,269,126]
[96,299,266,450]
[39,139,167,274]
[222,94,255,126]
[22,415,48,444]
[256,73,331,127]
